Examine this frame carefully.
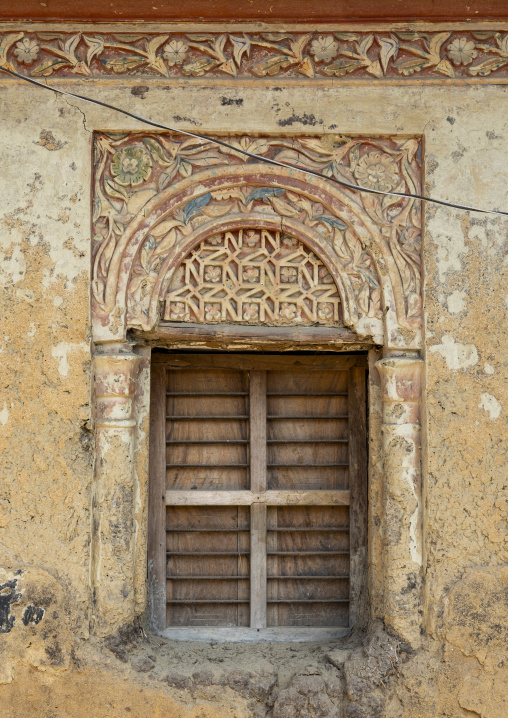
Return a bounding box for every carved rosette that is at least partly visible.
[92,132,422,349]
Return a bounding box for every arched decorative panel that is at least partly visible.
[92,132,422,350]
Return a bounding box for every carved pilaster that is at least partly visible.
[376,354,424,647]
[92,345,142,635]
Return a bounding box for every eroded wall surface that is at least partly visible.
[0,26,507,717]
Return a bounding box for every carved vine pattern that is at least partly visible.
[2,30,508,80]
[92,132,422,333]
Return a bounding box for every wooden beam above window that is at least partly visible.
[152,351,367,371]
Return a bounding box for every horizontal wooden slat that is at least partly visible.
[268,527,349,532]
[266,551,349,560]
[166,549,250,560]
[267,439,348,444]
[266,391,348,399]
[168,575,249,580]
[268,575,349,579]
[166,528,250,532]
[267,463,349,467]
[154,353,367,370]
[167,599,249,604]
[167,415,249,419]
[166,490,350,506]
[267,599,349,603]
[167,392,249,396]
[167,440,249,444]
[267,415,348,419]
[167,463,250,467]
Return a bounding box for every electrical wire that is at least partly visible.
[1,65,507,218]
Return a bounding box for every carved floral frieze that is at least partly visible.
[1,29,508,81]
[92,132,422,348]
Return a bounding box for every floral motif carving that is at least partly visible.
[92,131,422,347]
[111,146,152,186]
[164,228,342,326]
[1,29,508,80]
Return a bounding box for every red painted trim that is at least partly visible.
[0,0,507,23]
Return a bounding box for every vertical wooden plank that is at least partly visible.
[250,503,267,629]
[148,362,167,632]
[250,371,267,492]
[266,507,278,628]
[250,370,267,628]
[348,367,368,628]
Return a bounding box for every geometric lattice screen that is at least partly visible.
[163,229,342,326]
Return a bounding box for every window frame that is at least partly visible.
[148,351,368,642]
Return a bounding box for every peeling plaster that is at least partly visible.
[0,245,26,286]
[409,507,422,566]
[0,404,9,427]
[45,236,88,287]
[51,342,87,378]
[51,343,71,378]
[479,393,502,420]
[446,290,467,315]
[433,216,468,282]
[400,427,422,568]
[429,335,479,371]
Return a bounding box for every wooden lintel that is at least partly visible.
[153,352,367,371]
[155,322,363,348]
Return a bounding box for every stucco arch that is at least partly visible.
[93,162,419,348]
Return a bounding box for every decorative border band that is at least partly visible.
[1,29,508,81]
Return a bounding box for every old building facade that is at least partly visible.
[0,3,507,716]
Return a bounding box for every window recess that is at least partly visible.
[149,353,367,642]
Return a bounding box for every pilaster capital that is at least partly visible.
[93,345,142,427]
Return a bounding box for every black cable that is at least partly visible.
[2,65,507,218]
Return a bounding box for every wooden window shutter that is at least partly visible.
[149,353,367,639]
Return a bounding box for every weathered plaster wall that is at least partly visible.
[0,67,507,717]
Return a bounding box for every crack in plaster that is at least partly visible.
[62,96,91,135]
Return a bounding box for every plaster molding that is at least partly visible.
[376,355,424,647]
[92,132,422,350]
[1,29,508,81]
[92,347,142,635]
